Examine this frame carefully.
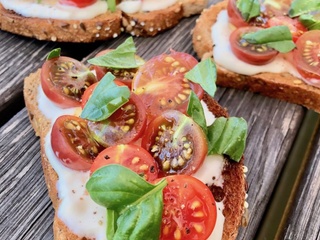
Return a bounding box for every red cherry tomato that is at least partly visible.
[92,49,144,89]
[41,56,97,108]
[51,115,103,171]
[87,92,147,147]
[159,175,217,240]
[141,110,208,177]
[229,26,278,65]
[260,0,291,18]
[132,51,204,122]
[227,0,250,28]
[293,30,320,85]
[90,144,159,181]
[59,0,97,8]
[267,16,307,42]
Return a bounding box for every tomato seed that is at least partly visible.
[131,157,140,164]
[193,223,203,233]
[191,200,201,210]
[174,229,182,240]
[193,211,204,218]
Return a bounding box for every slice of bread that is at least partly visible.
[192,1,320,113]
[0,0,207,42]
[23,66,247,240]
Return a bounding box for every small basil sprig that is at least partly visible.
[187,92,247,162]
[299,12,320,30]
[242,26,296,53]
[86,164,167,240]
[237,0,261,22]
[80,73,130,121]
[107,0,116,12]
[88,37,144,69]
[289,0,320,17]
[46,48,61,60]
[185,58,217,97]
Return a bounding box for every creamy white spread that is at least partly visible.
[0,0,108,20]
[117,0,177,14]
[38,85,226,240]
[211,10,303,77]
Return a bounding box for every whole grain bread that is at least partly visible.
[0,0,207,42]
[192,0,320,113]
[23,68,247,240]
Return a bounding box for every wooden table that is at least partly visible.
[0,1,319,239]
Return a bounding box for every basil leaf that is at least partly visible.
[113,191,163,240]
[80,73,130,121]
[46,48,61,60]
[88,37,144,69]
[207,117,247,162]
[185,58,217,97]
[299,12,320,30]
[107,209,118,240]
[187,91,207,134]
[237,0,261,21]
[242,26,296,53]
[289,0,320,17]
[107,0,116,12]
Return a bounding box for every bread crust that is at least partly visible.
[192,0,320,113]
[23,68,246,240]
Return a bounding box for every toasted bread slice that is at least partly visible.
[192,1,320,113]
[180,0,209,17]
[23,68,246,240]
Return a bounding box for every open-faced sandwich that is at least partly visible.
[0,0,208,42]
[193,0,320,113]
[24,37,249,240]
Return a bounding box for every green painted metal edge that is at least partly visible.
[255,110,320,240]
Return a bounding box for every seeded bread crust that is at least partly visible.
[23,69,246,240]
[0,0,207,42]
[192,0,320,113]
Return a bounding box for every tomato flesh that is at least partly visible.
[132,51,204,122]
[141,110,208,177]
[91,144,159,181]
[59,0,97,8]
[87,92,147,147]
[293,30,320,85]
[41,56,97,108]
[230,26,278,65]
[51,115,103,171]
[160,175,217,240]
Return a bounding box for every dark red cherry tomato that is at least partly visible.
[59,0,97,8]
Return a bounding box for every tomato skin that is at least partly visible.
[87,92,147,147]
[293,30,320,85]
[41,56,97,108]
[59,0,97,8]
[229,26,278,65]
[159,175,217,240]
[51,115,102,171]
[132,51,204,122]
[267,16,307,42]
[141,110,208,177]
[90,144,159,181]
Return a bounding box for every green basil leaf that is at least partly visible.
[237,0,261,21]
[80,73,130,121]
[207,117,247,162]
[113,191,163,240]
[46,48,61,60]
[107,209,118,240]
[242,26,296,53]
[289,0,320,17]
[107,0,116,12]
[88,37,143,69]
[185,58,217,97]
[187,91,207,135]
[299,12,320,30]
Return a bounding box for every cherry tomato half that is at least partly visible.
[90,144,159,181]
[260,0,291,19]
[41,56,97,108]
[141,110,208,177]
[132,51,204,122]
[59,0,97,8]
[229,26,278,65]
[267,16,307,42]
[87,92,147,147]
[51,115,103,171]
[159,175,217,240]
[293,30,320,85]
[227,0,250,28]
[92,49,144,89]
